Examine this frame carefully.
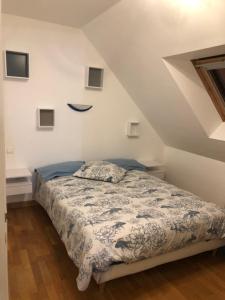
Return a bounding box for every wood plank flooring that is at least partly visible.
[8,205,225,300]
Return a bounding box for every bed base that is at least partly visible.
[94,239,225,286]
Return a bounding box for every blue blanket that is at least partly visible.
[35,161,84,181]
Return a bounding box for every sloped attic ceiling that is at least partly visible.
[83,0,225,162]
[2,0,121,28]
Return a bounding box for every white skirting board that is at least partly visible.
[93,239,225,284]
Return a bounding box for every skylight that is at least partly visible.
[192,55,225,121]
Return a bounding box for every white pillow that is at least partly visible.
[73,160,127,183]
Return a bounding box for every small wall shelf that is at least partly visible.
[4,50,29,79]
[67,103,93,112]
[6,167,32,196]
[85,66,104,89]
[37,108,55,129]
[126,121,140,137]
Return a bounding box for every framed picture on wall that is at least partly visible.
[37,108,55,129]
[4,50,29,79]
[85,66,104,89]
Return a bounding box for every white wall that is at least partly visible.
[83,0,225,163]
[165,146,225,207]
[83,0,225,209]
[2,14,164,170]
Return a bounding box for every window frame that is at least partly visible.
[192,55,225,121]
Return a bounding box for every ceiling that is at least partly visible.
[2,0,121,28]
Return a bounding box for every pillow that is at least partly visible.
[35,161,84,181]
[73,161,127,183]
[105,158,146,171]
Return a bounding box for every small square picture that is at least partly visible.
[5,50,29,79]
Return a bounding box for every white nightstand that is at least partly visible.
[138,159,166,180]
[6,168,32,203]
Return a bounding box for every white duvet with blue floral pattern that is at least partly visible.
[36,170,225,291]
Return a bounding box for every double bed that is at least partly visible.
[34,162,225,291]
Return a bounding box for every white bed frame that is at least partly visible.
[93,239,225,286]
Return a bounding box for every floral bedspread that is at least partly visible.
[35,170,225,291]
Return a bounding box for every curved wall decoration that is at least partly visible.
[67,103,93,112]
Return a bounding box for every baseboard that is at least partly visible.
[7,200,38,209]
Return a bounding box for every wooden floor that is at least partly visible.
[8,205,225,300]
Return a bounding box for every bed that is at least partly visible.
[34,163,225,291]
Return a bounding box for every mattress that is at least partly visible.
[35,170,225,291]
